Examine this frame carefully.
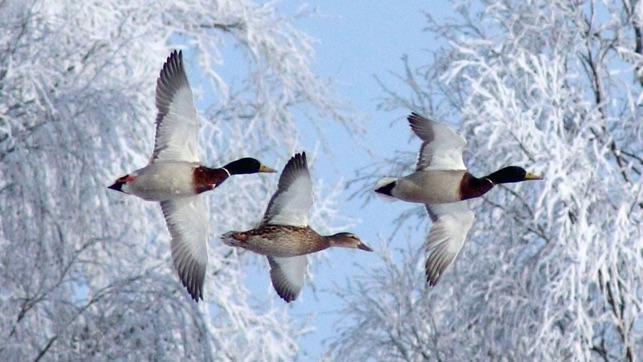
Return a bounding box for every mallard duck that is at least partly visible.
[375,112,541,286]
[108,50,276,302]
[222,152,372,302]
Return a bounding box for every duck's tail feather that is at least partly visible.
[220,231,247,247]
[108,174,136,193]
[107,181,125,192]
[374,177,398,199]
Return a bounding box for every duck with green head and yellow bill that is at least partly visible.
[108,50,276,302]
[375,112,542,286]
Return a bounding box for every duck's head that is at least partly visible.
[328,232,373,251]
[486,166,542,184]
[223,158,277,175]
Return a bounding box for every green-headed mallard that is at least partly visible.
[222,152,372,302]
[375,112,541,285]
[108,50,276,302]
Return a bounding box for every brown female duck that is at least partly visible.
[108,50,276,302]
[375,112,541,286]
[222,152,371,302]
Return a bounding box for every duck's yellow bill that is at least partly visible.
[259,165,278,173]
[524,172,543,180]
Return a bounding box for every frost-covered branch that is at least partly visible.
[0,0,357,360]
[332,0,643,360]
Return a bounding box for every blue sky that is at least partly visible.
[190,0,455,358]
[253,1,453,358]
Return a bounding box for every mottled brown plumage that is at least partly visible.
[222,152,371,302]
[226,225,371,258]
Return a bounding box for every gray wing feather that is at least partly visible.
[160,196,208,301]
[424,201,475,286]
[262,152,313,227]
[268,256,307,302]
[408,112,467,171]
[151,50,200,163]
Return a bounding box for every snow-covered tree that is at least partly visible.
[327,0,643,360]
[0,0,354,360]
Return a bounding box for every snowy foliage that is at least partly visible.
[0,0,354,360]
[329,0,643,361]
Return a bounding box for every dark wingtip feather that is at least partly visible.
[274,151,310,194]
[276,288,297,303]
[179,263,204,302]
[408,111,424,121]
[155,50,189,115]
[426,269,443,287]
[407,112,430,127]
[425,247,450,287]
[268,257,301,303]
[285,152,307,171]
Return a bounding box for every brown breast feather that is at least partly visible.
[459,172,494,200]
[193,166,230,194]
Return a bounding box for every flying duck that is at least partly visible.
[222,152,372,302]
[108,50,276,301]
[375,112,541,286]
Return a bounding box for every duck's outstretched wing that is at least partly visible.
[160,195,208,301]
[151,50,200,163]
[267,255,307,302]
[407,112,467,171]
[424,201,475,286]
[262,152,313,227]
